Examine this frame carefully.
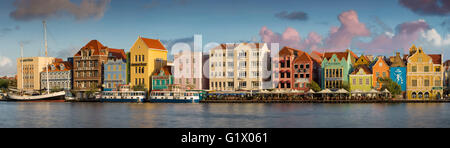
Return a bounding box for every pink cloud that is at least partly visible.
[356,19,430,54]
[260,10,370,52]
[323,10,370,50]
[259,26,323,52]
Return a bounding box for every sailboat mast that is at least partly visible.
[20,43,24,93]
[43,20,50,94]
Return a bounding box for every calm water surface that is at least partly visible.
[0,102,449,128]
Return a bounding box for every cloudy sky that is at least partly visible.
[0,0,449,76]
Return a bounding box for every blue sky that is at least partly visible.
[0,0,449,75]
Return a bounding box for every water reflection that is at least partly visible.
[0,102,449,128]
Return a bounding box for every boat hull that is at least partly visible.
[147,99,200,103]
[7,91,66,102]
[101,99,143,103]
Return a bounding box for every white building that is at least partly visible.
[209,43,272,91]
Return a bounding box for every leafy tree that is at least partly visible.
[51,86,61,92]
[132,84,146,91]
[380,78,402,96]
[0,79,9,89]
[307,81,322,92]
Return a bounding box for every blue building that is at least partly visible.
[104,53,127,91]
[390,67,407,91]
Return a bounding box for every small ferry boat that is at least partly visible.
[149,90,204,103]
[100,85,146,103]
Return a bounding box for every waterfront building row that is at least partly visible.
[16,37,446,100]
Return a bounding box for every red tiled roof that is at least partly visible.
[293,52,312,63]
[141,37,166,50]
[153,66,172,76]
[429,54,442,65]
[75,40,108,56]
[351,65,372,75]
[43,61,73,72]
[108,48,127,60]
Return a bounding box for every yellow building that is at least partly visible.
[17,57,56,91]
[406,45,443,100]
[129,36,168,91]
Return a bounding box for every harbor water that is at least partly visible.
[0,102,449,128]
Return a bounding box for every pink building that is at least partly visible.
[173,51,209,90]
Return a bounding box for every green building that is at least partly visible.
[349,66,373,92]
[151,66,174,91]
[321,49,357,90]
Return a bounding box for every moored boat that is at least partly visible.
[149,90,204,103]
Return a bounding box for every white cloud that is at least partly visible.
[0,56,16,76]
[420,29,450,47]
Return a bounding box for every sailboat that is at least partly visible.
[7,21,66,101]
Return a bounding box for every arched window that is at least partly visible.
[418,92,423,99]
[424,92,430,98]
[412,92,417,98]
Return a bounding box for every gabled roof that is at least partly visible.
[279,46,304,57]
[75,40,108,56]
[351,65,372,75]
[310,51,323,64]
[108,48,127,60]
[141,37,166,50]
[43,61,73,72]
[153,66,172,76]
[429,54,442,65]
[293,52,312,63]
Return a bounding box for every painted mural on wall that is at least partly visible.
[390,67,406,91]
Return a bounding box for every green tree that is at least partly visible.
[380,78,402,96]
[132,84,146,91]
[307,81,322,92]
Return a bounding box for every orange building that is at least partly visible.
[372,56,390,90]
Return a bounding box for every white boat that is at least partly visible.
[7,91,66,101]
[100,85,146,103]
[8,21,66,102]
[149,91,204,103]
[101,91,146,103]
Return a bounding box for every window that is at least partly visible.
[306,74,310,78]
[412,66,417,72]
[228,82,234,87]
[366,78,370,85]
[294,65,298,69]
[353,79,356,85]
[424,66,429,72]
[436,67,441,72]
[412,80,418,87]
[300,64,304,69]
[294,74,298,78]
[359,78,363,85]
[424,79,430,86]
[435,78,441,86]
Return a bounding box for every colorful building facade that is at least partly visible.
[103,53,127,91]
[40,59,72,91]
[275,47,316,92]
[321,49,357,90]
[406,45,443,100]
[371,56,390,90]
[349,66,372,92]
[130,36,168,91]
[152,66,174,91]
[390,52,407,92]
[73,40,112,91]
